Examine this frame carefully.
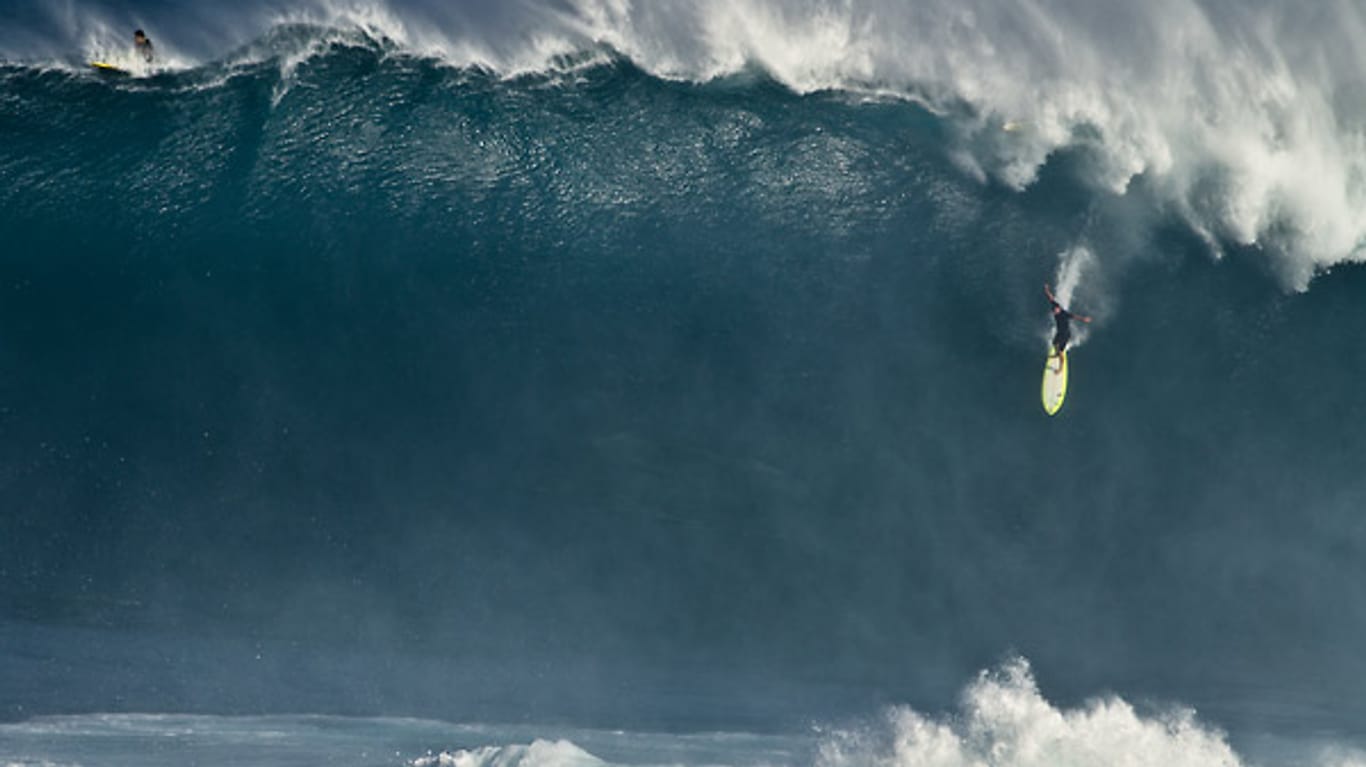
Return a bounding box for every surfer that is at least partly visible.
[1044,283,1091,370]
[134,29,154,63]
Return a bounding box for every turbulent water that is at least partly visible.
[5,1,1366,765]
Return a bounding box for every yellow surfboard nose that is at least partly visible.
[1042,350,1068,415]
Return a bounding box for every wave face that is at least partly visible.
[4,3,1366,751]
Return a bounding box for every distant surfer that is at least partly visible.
[1044,283,1091,370]
[134,29,154,63]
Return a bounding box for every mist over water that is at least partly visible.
[4,1,1366,764]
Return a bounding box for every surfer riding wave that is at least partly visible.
[1044,283,1091,371]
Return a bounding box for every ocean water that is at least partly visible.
[5,1,1366,765]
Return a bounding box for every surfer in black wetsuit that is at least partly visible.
[134,29,154,63]
[1044,283,1091,370]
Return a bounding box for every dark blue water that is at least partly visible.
[4,9,1366,763]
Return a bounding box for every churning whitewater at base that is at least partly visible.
[5,1,1366,765]
[3,659,1361,767]
[3,659,1365,766]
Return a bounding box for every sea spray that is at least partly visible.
[1048,245,1098,349]
[816,659,1241,767]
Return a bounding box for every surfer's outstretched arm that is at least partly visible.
[1043,283,1056,302]
[1076,314,1093,323]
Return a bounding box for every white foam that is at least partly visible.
[412,739,605,767]
[387,0,1366,288]
[816,658,1245,767]
[524,0,1366,288]
[1054,246,1093,310]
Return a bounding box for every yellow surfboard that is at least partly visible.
[89,61,129,75]
[1042,350,1068,416]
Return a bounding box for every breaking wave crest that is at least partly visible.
[7,0,1366,285]
[817,659,1365,767]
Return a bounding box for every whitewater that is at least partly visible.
[4,1,1366,765]
[3,660,1365,766]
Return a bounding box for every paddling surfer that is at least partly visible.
[1044,283,1091,371]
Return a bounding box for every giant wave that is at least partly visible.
[4,1,1366,760]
